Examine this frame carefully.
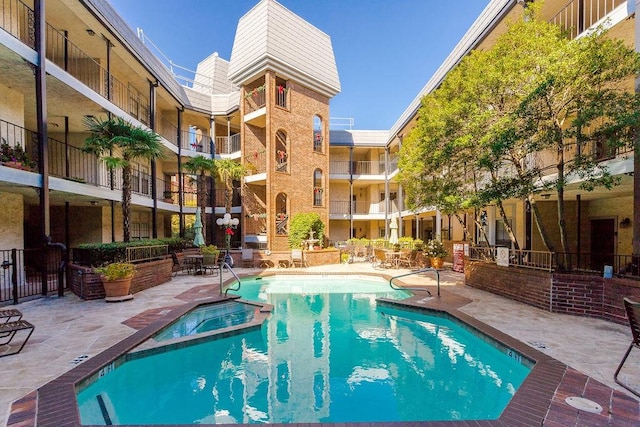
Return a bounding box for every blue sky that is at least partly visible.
[107,0,489,130]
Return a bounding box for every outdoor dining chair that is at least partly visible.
[614,297,640,397]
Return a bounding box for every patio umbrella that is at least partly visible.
[389,216,399,245]
[193,207,205,247]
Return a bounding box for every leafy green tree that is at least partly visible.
[288,213,325,249]
[213,158,248,213]
[400,6,640,255]
[183,155,216,240]
[84,116,164,242]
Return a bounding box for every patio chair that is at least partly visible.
[0,318,34,357]
[171,252,191,276]
[398,250,419,269]
[614,297,640,397]
[241,249,255,268]
[291,249,306,268]
[201,253,220,276]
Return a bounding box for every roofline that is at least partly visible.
[387,0,517,143]
[228,54,341,98]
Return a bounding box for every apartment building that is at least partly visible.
[383,0,637,273]
[0,0,636,273]
[0,0,338,253]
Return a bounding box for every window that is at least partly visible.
[313,115,323,152]
[275,77,288,109]
[313,169,324,207]
[276,193,288,235]
[275,130,288,173]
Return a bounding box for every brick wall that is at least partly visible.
[304,249,340,267]
[465,261,640,325]
[67,258,173,300]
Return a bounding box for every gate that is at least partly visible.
[0,247,66,304]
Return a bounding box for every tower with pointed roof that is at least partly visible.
[228,0,341,251]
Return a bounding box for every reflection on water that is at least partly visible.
[77,278,529,425]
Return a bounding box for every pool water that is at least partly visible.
[77,276,531,425]
[153,301,258,342]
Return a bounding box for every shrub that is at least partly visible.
[73,238,191,267]
[94,262,135,281]
[426,239,447,258]
[288,213,325,249]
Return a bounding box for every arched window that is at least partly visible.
[276,193,288,235]
[313,115,322,153]
[313,169,323,207]
[275,130,288,173]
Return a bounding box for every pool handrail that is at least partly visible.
[220,261,242,296]
[389,267,440,297]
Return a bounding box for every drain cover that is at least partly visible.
[565,396,603,413]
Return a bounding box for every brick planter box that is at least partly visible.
[67,258,173,300]
[465,261,640,325]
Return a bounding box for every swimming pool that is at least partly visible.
[76,275,531,425]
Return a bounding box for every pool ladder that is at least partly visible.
[219,261,242,296]
[389,268,440,297]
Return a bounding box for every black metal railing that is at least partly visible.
[0,247,65,304]
[0,0,35,48]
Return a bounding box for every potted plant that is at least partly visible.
[426,239,447,269]
[163,190,173,203]
[95,262,135,301]
[0,139,36,170]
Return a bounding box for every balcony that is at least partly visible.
[524,139,632,175]
[329,200,398,217]
[550,0,626,40]
[245,150,267,180]
[0,0,34,49]
[181,129,212,154]
[329,160,387,176]
[215,134,241,155]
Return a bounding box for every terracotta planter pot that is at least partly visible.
[430,257,444,269]
[101,276,133,302]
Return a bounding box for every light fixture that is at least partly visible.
[217,213,240,260]
[86,29,95,36]
[620,218,631,228]
[541,194,551,200]
[90,201,98,206]
[216,212,239,228]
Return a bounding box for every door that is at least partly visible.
[590,218,615,272]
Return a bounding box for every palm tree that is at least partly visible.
[183,155,216,240]
[213,158,248,250]
[84,116,164,242]
[214,158,248,213]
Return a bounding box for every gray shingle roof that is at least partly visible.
[228,0,341,98]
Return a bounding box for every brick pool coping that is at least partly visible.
[9,272,640,426]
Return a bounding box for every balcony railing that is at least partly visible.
[0,0,34,48]
[329,160,387,175]
[524,139,632,175]
[158,119,178,147]
[45,24,150,125]
[275,86,288,109]
[216,133,241,154]
[550,0,625,40]
[182,129,212,154]
[245,150,266,175]
[330,200,396,215]
[245,85,266,113]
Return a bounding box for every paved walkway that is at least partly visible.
[0,262,638,426]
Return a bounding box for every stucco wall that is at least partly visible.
[0,192,24,249]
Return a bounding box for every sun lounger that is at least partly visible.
[0,319,34,357]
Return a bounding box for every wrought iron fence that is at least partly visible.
[0,247,65,304]
[125,245,168,263]
[467,246,640,278]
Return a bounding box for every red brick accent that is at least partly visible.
[303,248,340,266]
[67,258,173,300]
[465,261,640,325]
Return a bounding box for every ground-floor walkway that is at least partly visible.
[1,262,638,426]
